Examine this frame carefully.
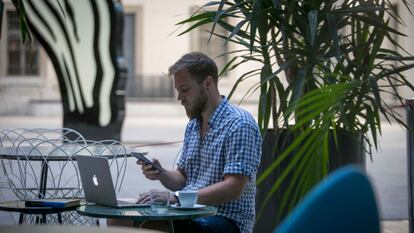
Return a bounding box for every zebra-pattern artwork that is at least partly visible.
[15,0,127,140]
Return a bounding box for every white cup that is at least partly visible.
[178,191,198,207]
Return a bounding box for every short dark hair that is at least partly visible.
[168,52,218,84]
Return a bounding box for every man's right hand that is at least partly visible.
[137,158,164,180]
[136,159,187,192]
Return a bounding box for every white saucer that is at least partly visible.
[170,204,206,210]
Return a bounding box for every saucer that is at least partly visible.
[170,204,206,210]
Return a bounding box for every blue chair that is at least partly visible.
[275,166,380,233]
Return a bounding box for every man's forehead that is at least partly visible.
[174,70,197,85]
[174,69,191,77]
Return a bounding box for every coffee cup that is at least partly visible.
[177,190,198,207]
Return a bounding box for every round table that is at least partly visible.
[77,204,218,233]
[0,225,161,233]
[0,200,79,224]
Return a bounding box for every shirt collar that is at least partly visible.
[207,96,228,129]
[191,96,228,131]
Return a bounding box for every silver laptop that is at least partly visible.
[77,155,149,208]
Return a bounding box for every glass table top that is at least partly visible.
[0,200,79,214]
[0,145,147,161]
[77,204,218,221]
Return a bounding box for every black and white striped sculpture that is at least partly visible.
[16,0,127,140]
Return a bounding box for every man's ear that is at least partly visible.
[205,76,214,90]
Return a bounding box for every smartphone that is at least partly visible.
[131,152,165,173]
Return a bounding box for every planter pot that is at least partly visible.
[254,129,365,233]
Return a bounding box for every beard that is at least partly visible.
[185,89,207,119]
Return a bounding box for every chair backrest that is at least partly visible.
[0,128,86,147]
[275,166,380,233]
[0,128,86,194]
[6,138,128,200]
[9,138,83,200]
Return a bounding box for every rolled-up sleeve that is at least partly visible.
[223,123,262,178]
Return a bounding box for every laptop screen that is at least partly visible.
[77,155,119,207]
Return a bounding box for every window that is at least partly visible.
[191,9,229,76]
[123,11,174,99]
[7,11,39,76]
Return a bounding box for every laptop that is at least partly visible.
[77,155,149,208]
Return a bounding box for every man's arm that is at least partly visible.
[196,123,261,205]
[138,159,186,191]
[159,169,186,191]
[197,174,249,205]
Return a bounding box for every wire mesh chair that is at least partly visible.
[6,137,129,224]
[0,128,89,224]
[0,128,86,198]
[12,138,83,200]
[0,128,86,147]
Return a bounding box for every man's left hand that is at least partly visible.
[137,192,151,204]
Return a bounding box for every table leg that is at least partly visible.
[39,161,48,198]
[168,220,175,233]
[58,213,62,224]
[137,220,146,228]
[18,213,23,224]
[42,214,47,224]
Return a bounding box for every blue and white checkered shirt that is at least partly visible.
[177,97,262,233]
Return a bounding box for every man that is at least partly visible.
[138,52,262,233]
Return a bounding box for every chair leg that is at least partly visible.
[168,220,175,233]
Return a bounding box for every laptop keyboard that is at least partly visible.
[117,200,150,208]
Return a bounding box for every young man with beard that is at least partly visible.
[137,52,262,233]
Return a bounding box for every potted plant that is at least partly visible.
[177,0,414,232]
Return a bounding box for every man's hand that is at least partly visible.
[136,158,187,192]
[137,158,164,180]
[137,190,178,205]
[137,192,151,204]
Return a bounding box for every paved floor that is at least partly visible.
[382,220,409,233]
[0,107,410,232]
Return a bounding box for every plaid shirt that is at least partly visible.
[177,97,262,233]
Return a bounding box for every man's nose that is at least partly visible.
[177,92,182,101]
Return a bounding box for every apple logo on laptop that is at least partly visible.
[92,174,99,186]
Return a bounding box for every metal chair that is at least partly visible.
[8,138,129,224]
[0,128,88,224]
[0,128,86,197]
[0,128,86,147]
